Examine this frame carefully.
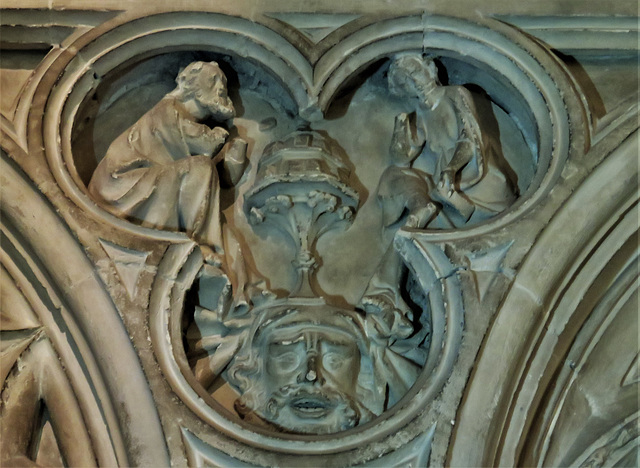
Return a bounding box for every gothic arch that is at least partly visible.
[450,112,639,467]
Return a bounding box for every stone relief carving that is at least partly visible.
[244,131,359,298]
[1,152,169,467]
[381,54,518,230]
[1,4,635,468]
[24,8,600,465]
[80,51,531,437]
[180,422,436,468]
[576,415,639,468]
[227,304,377,434]
[89,61,247,257]
[184,129,429,434]
[1,222,108,466]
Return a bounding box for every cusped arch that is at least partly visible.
[38,10,314,242]
[314,14,589,239]
[20,10,600,465]
[148,234,464,459]
[37,12,588,244]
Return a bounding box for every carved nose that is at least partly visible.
[303,355,323,385]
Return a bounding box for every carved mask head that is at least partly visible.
[228,306,379,434]
[176,61,235,120]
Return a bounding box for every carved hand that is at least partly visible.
[390,113,423,163]
[438,169,455,197]
[226,138,248,164]
[199,244,223,267]
[209,127,230,156]
[222,138,248,186]
[405,202,438,229]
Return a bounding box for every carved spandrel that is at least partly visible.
[98,239,151,301]
[357,424,436,468]
[0,270,97,467]
[4,2,605,463]
[181,428,260,468]
[146,56,507,436]
[180,423,436,468]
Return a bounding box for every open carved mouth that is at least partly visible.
[289,395,334,418]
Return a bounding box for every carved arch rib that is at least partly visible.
[314,14,588,238]
[37,11,314,243]
[3,6,629,467]
[0,153,169,467]
[449,113,639,467]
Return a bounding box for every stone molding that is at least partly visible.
[1,4,637,467]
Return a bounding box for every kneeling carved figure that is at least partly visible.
[380,54,518,229]
[89,61,247,255]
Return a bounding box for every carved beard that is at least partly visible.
[196,92,235,120]
[258,384,361,435]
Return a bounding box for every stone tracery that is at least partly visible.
[68,16,566,441]
[84,48,530,436]
[2,4,634,467]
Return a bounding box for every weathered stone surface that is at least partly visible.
[1,1,637,466]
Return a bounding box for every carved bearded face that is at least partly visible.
[177,61,235,120]
[194,64,235,120]
[229,309,373,434]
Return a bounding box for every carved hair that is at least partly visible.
[227,308,369,392]
[226,306,389,421]
[388,54,440,97]
[175,61,224,99]
[227,345,260,392]
[227,352,262,414]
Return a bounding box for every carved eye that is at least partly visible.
[273,351,302,373]
[322,352,344,372]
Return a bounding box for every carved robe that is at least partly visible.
[89,97,228,248]
[381,85,517,228]
[420,85,516,225]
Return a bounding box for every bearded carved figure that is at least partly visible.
[226,304,382,434]
[89,61,247,254]
[7,5,620,467]
[83,55,518,439]
[183,129,429,435]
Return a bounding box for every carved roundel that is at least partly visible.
[37,9,587,460]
